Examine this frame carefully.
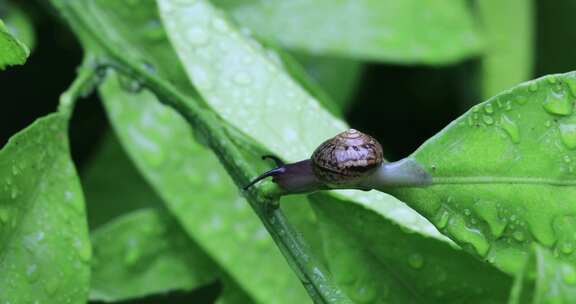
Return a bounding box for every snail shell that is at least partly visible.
[311,129,383,186]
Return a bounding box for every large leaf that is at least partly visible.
[212,0,483,64]
[391,72,576,274]
[0,17,29,69]
[310,193,511,303]
[90,208,219,301]
[477,0,533,98]
[99,74,307,304]
[0,114,90,303]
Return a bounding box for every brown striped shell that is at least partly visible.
[311,129,383,186]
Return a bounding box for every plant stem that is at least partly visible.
[50,2,348,303]
[58,55,99,116]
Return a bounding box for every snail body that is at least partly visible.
[244,129,431,194]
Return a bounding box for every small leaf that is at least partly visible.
[99,74,309,304]
[213,0,483,64]
[90,208,220,302]
[0,114,90,303]
[310,193,512,303]
[391,72,576,274]
[0,18,29,69]
[3,4,36,51]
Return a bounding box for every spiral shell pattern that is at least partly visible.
[311,129,383,185]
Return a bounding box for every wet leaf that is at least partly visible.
[213,0,482,64]
[0,114,90,303]
[311,193,511,303]
[158,0,447,243]
[0,17,29,69]
[391,72,576,275]
[90,208,219,302]
[99,74,307,304]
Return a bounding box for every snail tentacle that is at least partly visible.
[262,155,285,166]
[243,167,286,190]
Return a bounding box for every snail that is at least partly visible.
[244,129,432,194]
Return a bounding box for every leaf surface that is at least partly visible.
[213,0,482,64]
[391,72,576,274]
[100,74,307,304]
[0,17,29,69]
[311,193,512,303]
[0,114,90,303]
[90,208,219,301]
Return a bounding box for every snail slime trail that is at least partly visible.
[244,129,432,194]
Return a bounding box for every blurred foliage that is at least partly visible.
[2,0,576,303]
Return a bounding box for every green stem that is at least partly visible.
[50,2,347,303]
[58,54,99,116]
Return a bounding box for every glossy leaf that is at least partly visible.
[310,193,512,303]
[90,208,219,301]
[0,114,90,303]
[99,74,308,304]
[391,72,576,275]
[158,0,447,242]
[0,17,29,69]
[477,0,533,98]
[212,0,483,64]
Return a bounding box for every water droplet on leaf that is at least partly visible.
[559,123,576,149]
[500,114,520,143]
[408,253,424,269]
[543,92,573,116]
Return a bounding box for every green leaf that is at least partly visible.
[477,0,534,98]
[0,17,29,69]
[99,74,308,304]
[90,208,219,302]
[157,0,448,242]
[310,193,512,303]
[81,133,160,228]
[3,4,36,51]
[390,72,576,274]
[292,54,363,112]
[0,114,90,303]
[510,245,576,303]
[212,0,483,64]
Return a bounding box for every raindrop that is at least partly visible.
[563,265,576,285]
[10,187,18,199]
[529,82,539,92]
[117,75,143,93]
[559,123,576,149]
[408,253,424,269]
[482,115,494,125]
[211,18,229,33]
[0,207,9,224]
[233,72,252,85]
[545,120,553,128]
[543,92,573,116]
[561,242,574,254]
[500,114,520,143]
[186,27,209,46]
[464,209,471,216]
[512,230,525,242]
[484,104,494,114]
[436,209,450,229]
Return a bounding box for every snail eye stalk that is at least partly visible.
[243,167,286,190]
